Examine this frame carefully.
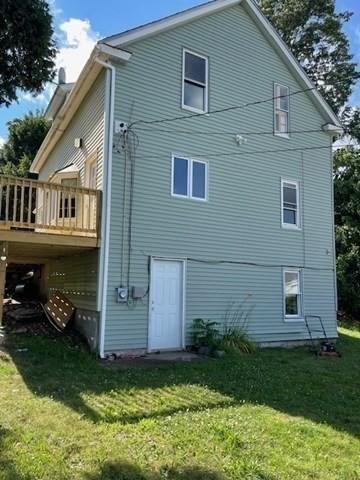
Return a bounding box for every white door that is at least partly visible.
[149,259,184,351]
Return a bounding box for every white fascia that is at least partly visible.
[322,123,344,138]
[103,0,241,46]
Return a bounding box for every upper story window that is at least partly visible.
[172,155,208,201]
[283,269,303,319]
[274,84,289,137]
[182,49,208,113]
[281,179,300,229]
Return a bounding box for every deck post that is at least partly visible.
[0,242,8,333]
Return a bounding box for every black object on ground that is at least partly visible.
[305,315,341,357]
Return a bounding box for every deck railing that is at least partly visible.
[0,175,101,238]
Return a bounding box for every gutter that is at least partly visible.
[95,59,116,359]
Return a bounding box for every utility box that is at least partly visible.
[132,286,147,299]
[116,287,128,303]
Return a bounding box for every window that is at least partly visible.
[283,269,303,319]
[182,49,208,113]
[172,156,208,201]
[85,153,97,189]
[59,178,77,218]
[274,84,289,136]
[281,180,300,229]
[49,165,79,222]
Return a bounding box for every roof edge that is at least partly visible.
[102,0,241,47]
[243,0,341,127]
[103,0,341,128]
[45,83,75,121]
[31,45,132,173]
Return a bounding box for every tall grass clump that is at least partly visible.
[221,296,256,354]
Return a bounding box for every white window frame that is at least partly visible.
[49,169,80,222]
[171,154,208,202]
[281,179,300,230]
[85,152,98,189]
[283,269,304,321]
[182,48,209,114]
[274,83,290,138]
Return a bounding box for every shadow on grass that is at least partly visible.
[83,461,226,480]
[0,432,230,480]
[0,427,22,480]
[5,330,360,438]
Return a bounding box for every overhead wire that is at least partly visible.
[119,84,351,282]
[109,69,360,292]
[187,257,334,272]
[129,86,317,127]
[132,142,357,162]
[132,126,333,137]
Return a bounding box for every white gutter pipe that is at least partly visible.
[95,58,116,359]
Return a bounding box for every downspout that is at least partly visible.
[330,135,338,314]
[95,58,116,359]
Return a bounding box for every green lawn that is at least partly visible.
[0,328,359,480]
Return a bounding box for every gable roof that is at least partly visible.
[32,0,342,173]
[101,0,341,128]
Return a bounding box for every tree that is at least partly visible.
[334,148,360,318]
[0,112,50,176]
[261,0,360,113]
[260,1,360,320]
[0,0,56,107]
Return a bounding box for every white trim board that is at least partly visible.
[101,0,340,128]
[103,0,241,47]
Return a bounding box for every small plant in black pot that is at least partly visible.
[192,318,221,356]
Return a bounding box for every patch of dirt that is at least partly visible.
[2,299,86,348]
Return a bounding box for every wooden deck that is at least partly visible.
[0,175,102,325]
[0,175,101,252]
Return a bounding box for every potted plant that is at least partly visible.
[192,318,221,356]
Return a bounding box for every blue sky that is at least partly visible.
[0,0,360,144]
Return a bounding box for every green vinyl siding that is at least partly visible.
[47,250,98,311]
[103,4,336,351]
[39,71,105,189]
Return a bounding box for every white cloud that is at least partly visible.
[21,91,49,104]
[47,0,62,17]
[0,137,5,148]
[56,18,100,83]
[20,17,100,105]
